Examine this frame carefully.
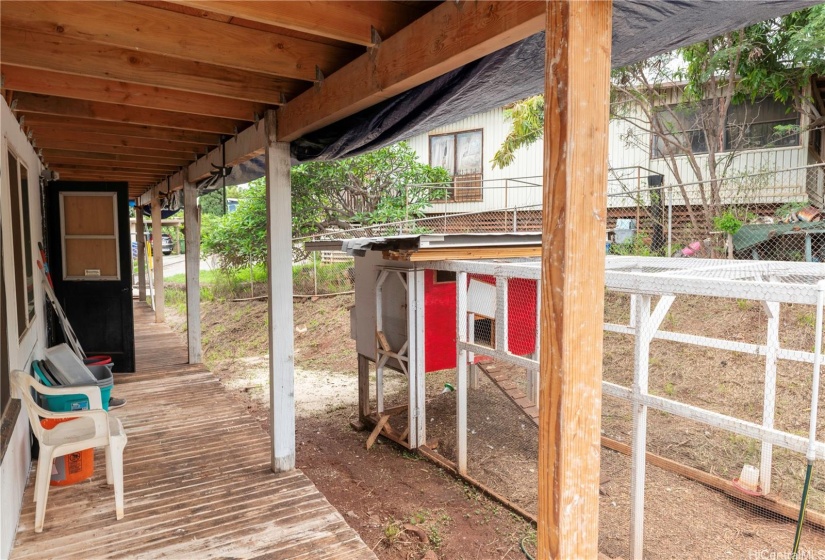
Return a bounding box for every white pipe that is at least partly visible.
[806,280,825,461]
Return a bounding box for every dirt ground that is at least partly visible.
[166,289,825,559]
[167,294,535,560]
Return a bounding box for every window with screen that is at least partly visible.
[429,130,483,202]
[652,98,799,158]
[60,192,120,281]
[7,150,35,339]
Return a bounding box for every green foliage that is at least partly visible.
[491,95,544,169]
[201,143,448,276]
[610,236,654,257]
[201,180,268,273]
[291,142,450,235]
[713,211,743,235]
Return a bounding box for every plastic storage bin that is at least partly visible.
[35,361,112,412]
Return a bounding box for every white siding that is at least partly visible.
[407,101,815,213]
[1,96,45,560]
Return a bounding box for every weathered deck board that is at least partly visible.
[11,302,376,560]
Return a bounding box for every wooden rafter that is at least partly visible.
[0,1,355,81]
[32,140,197,161]
[41,149,192,167]
[167,1,425,47]
[22,115,220,145]
[49,164,175,177]
[1,66,271,121]
[14,94,243,134]
[276,0,545,141]
[28,128,206,154]
[0,27,300,104]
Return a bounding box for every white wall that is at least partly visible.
[406,103,814,213]
[1,96,45,560]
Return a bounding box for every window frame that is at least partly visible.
[651,97,800,159]
[6,147,36,341]
[428,129,484,202]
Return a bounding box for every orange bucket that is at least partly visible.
[40,418,94,486]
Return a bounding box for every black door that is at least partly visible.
[47,181,135,372]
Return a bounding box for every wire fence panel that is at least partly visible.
[416,257,825,560]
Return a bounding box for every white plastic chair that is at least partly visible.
[11,370,127,532]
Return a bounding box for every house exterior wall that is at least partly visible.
[1,96,45,559]
[406,101,816,213]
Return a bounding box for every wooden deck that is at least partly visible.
[11,302,376,560]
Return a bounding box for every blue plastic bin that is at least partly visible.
[34,361,112,412]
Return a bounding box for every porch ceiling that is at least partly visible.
[0,0,436,199]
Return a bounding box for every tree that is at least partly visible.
[291,141,450,235]
[201,142,450,271]
[492,6,825,241]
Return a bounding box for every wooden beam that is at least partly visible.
[41,149,192,167]
[46,161,180,175]
[136,209,146,302]
[28,128,206,155]
[46,163,175,176]
[151,188,165,323]
[33,140,197,161]
[15,94,243,134]
[22,115,220,145]
[537,2,612,560]
[1,28,300,105]
[358,354,371,425]
[55,172,161,183]
[168,1,422,47]
[1,1,351,81]
[601,437,825,532]
[264,110,295,473]
[184,179,202,364]
[187,120,265,183]
[1,65,271,121]
[276,1,545,141]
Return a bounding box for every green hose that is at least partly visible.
[520,535,536,560]
[792,461,814,555]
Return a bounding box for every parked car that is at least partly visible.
[149,233,174,255]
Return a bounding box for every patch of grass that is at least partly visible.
[798,311,816,328]
[664,381,676,396]
[736,299,752,311]
[383,519,403,544]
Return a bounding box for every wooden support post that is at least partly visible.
[375,270,388,413]
[468,312,479,390]
[630,294,652,560]
[151,189,164,323]
[406,269,426,448]
[264,110,295,473]
[495,276,509,354]
[761,301,780,494]
[413,269,426,447]
[456,271,469,475]
[358,354,370,425]
[183,179,202,364]
[537,2,612,559]
[136,207,146,302]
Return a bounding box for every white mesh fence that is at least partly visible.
[420,256,825,560]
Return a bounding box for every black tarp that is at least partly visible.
[209,0,820,189]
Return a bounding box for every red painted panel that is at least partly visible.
[423,271,537,373]
[424,269,457,372]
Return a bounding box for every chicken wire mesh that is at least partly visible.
[415,257,825,560]
[298,162,825,267]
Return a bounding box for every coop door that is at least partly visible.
[378,270,409,373]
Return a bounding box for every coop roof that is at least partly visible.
[422,256,825,305]
[325,233,543,260]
